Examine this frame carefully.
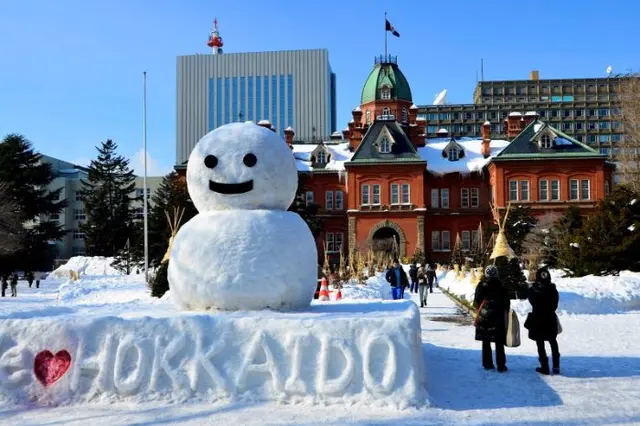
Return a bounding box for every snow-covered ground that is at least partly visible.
[2,258,640,424]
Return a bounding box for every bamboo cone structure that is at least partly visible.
[489,202,517,260]
[161,207,185,263]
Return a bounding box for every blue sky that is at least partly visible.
[1,0,638,176]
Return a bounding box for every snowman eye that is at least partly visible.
[243,153,257,167]
[204,155,218,169]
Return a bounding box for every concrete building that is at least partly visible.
[419,71,626,156]
[176,41,336,164]
[132,176,163,219]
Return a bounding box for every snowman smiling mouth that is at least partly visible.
[208,179,254,194]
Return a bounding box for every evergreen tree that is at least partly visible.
[0,134,66,271]
[503,205,537,256]
[288,173,323,237]
[551,206,584,271]
[410,248,426,265]
[450,232,465,266]
[494,256,528,299]
[147,172,197,266]
[111,236,143,275]
[79,140,137,256]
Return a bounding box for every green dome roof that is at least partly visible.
[361,56,412,104]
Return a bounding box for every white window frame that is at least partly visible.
[325,191,334,210]
[471,188,480,207]
[372,184,381,205]
[442,231,451,251]
[390,184,399,205]
[570,179,579,200]
[471,230,479,249]
[431,231,441,251]
[461,188,470,208]
[73,229,85,240]
[380,137,392,153]
[317,151,327,163]
[381,88,391,100]
[335,233,344,253]
[325,232,335,252]
[401,183,410,204]
[75,192,83,202]
[441,189,450,209]
[365,110,371,124]
[431,189,439,208]
[551,180,560,201]
[462,231,471,251]
[448,147,459,161]
[509,180,518,201]
[520,180,530,201]
[382,106,391,116]
[74,209,86,221]
[581,179,590,200]
[402,108,408,123]
[361,184,370,205]
[539,179,549,201]
[305,191,314,206]
[335,190,344,209]
[540,134,553,149]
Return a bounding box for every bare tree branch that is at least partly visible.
[0,182,23,254]
[618,73,640,193]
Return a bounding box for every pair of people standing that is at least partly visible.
[474,265,561,375]
[1,273,19,297]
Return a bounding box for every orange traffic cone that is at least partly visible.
[319,278,330,301]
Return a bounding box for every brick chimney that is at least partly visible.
[352,107,363,128]
[523,111,539,127]
[341,127,350,140]
[330,131,342,141]
[284,126,295,147]
[413,116,427,148]
[436,128,449,138]
[257,119,272,130]
[348,120,363,151]
[481,121,491,158]
[505,112,525,138]
[409,104,419,125]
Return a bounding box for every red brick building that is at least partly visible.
[177,54,615,264]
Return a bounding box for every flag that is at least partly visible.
[385,19,400,37]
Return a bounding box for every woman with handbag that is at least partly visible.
[524,267,561,375]
[473,265,511,372]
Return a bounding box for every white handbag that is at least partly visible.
[505,309,521,348]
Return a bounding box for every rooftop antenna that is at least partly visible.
[481,58,484,81]
[606,65,613,77]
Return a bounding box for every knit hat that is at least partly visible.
[536,267,551,283]
[484,265,499,278]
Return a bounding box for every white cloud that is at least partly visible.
[130,148,172,177]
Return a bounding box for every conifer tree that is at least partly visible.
[79,140,137,257]
[0,134,66,270]
[450,233,465,266]
[289,173,323,237]
[147,172,197,266]
[503,205,537,256]
[494,256,528,299]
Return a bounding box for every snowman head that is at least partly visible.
[186,122,298,212]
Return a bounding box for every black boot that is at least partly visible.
[536,358,550,375]
[552,354,560,375]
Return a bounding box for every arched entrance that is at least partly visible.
[367,220,407,258]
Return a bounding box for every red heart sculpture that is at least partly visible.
[34,350,72,387]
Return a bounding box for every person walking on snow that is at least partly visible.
[26,271,34,288]
[1,274,7,297]
[417,264,429,307]
[385,258,409,300]
[409,263,418,294]
[10,272,18,297]
[426,264,437,293]
[473,265,510,372]
[525,267,561,375]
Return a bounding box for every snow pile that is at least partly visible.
[337,273,398,301]
[292,142,352,172]
[49,256,122,279]
[437,271,476,303]
[418,137,510,175]
[57,275,151,307]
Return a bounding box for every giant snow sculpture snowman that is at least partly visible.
[168,122,318,311]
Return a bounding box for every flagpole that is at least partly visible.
[143,71,149,284]
[384,12,388,57]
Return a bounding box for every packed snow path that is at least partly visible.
[2,284,640,424]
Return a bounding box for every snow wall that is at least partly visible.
[0,301,427,407]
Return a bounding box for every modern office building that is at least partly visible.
[176,40,337,164]
[419,71,625,156]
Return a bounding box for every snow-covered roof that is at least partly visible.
[257,119,271,125]
[292,142,352,172]
[418,137,510,176]
[437,128,448,133]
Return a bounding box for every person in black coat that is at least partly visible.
[473,265,511,372]
[408,264,418,294]
[385,258,409,300]
[525,267,561,375]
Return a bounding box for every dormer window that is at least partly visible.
[317,151,327,163]
[448,147,460,161]
[540,134,553,149]
[365,109,371,124]
[381,87,391,100]
[402,108,408,123]
[380,137,392,153]
[382,106,391,116]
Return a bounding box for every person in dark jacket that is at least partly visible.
[1,274,7,297]
[10,272,18,297]
[26,271,34,288]
[525,267,561,375]
[385,259,409,300]
[473,265,510,372]
[409,264,418,294]
[426,265,437,293]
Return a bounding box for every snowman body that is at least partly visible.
[167,122,318,311]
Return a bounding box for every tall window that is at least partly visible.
[74,209,86,221]
[335,191,343,209]
[75,192,83,202]
[581,179,590,200]
[361,184,370,205]
[509,181,518,201]
[73,229,85,240]
[402,108,408,123]
[382,106,391,116]
[391,184,399,205]
[263,75,269,119]
[605,180,610,196]
[570,179,579,200]
[539,179,549,201]
[325,232,335,252]
[372,184,381,205]
[431,189,439,208]
[380,137,392,153]
[305,191,314,206]
[471,188,480,207]
[431,231,441,251]
[441,189,449,209]
[551,180,560,201]
[442,231,451,251]
[472,230,479,249]
[448,147,459,161]
[461,188,470,208]
[366,109,371,124]
[462,231,471,251]
[240,76,246,121]
[256,76,262,122]
[541,134,552,148]
[520,180,530,201]
[279,75,285,136]
[401,184,410,204]
[335,233,344,253]
[381,88,391,100]
[317,151,327,163]
[325,191,334,210]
